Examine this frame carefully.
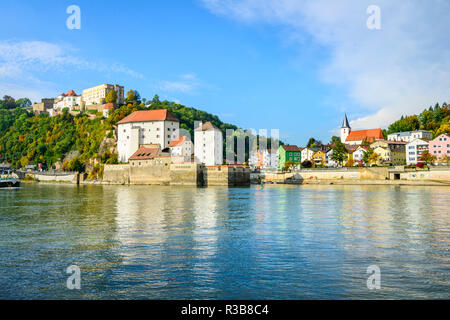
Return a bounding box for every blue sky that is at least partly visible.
[1,0,449,146]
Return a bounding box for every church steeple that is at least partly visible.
[342,114,350,128]
[340,114,351,143]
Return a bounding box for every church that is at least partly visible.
[340,115,384,146]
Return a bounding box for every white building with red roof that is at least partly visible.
[169,136,193,162]
[53,90,82,113]
[194,122,223,166]
[340,114,384,145]
[117,109,180,163]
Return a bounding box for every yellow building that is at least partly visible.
[82,84,124,106]
[371,140,406,165]
[312,150,327,166]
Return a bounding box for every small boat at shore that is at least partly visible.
[0,178,20,188]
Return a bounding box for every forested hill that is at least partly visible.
[385,102,450,138]
[0,94,240,169]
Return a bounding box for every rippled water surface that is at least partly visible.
[0,183,449,299]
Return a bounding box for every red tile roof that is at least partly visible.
[129,147,160,160]
[103,103,114,110]
[66,90,77,96]
[169,136,187,147]
[195,121,218,131]
[345,145,359,153]
[281,145,302,152]
[117,109,179,124]
[386,140,407,145]
[346,129,384,142]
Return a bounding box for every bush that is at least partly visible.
[416,162,424,168]
[301,160,312,168]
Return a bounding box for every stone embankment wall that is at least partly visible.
[103,163,250,186]
[204,166,251,186]
[29,172,78,183]
[170,163,204,186]
[129,158,172,185]
[103,165,130,185]
[391,167,450,182]
[259,167,450,184]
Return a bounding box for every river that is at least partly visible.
[0,183,448,299]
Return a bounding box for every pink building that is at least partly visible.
[429,134,450,160]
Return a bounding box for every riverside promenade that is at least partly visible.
[253,166,450,186]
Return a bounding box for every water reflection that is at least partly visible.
[0,184,448,299]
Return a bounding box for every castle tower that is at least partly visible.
[340,114,351,143]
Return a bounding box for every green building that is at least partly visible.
[278,145,303,169]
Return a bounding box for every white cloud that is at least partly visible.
[157,73,204,94]
[0,40,144,100]
[201,0,450,129]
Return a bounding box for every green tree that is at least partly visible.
[15,98,32,109]
[362,148,374,165]
[284,160,294,171]
[152,94,161,105]
[330,142,347,166]
[330,136,341,145]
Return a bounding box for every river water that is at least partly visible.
[0,183,448,299]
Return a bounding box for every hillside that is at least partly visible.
[385,102,450,138]
[0,94,240,169]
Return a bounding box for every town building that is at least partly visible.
[82,84,124,106]
[340,114,384,145]
[406,139,429,165]
[429,134,450,161]
[194,122,223,166]
[371,140,407,165]
[169,136,193,163]
[278,145,302,169]
[53,90,82,113]
[326,149,337,167]
[353,146,369,165]
[370,140,406,165]
[249,149,279,170]
[344,145,358,166]
[387,130,432,143]
[301,147,316,163]
[129,145,163,167]
[33,98,55,115]
[102,103,115,118]
[312,150,328,166]
[117,109,180,163]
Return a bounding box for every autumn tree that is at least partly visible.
[368,152,380,166]
[125,90,135,103]
[105,89,117,104]
[419,150,436,165]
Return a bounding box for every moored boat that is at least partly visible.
[0,178,20,188]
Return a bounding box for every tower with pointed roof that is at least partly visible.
[340,114,351,143]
